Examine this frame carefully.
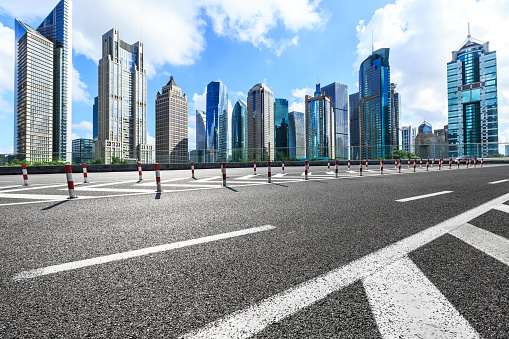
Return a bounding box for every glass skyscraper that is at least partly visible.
[447,31,498,158]
[93,96,98,141]
[390,83,400,147]
[288,111,305,160]
[359,48,394,159]
[14,0,72,161]
[231,99,247,161]
[206,81,228,162]
[247,83,274,161]
[196,110,206,162]
[401,126,416,153]
[305,84,334,159]
[274,98,289,159]
[349,92,360,160]
[321,82,349,160]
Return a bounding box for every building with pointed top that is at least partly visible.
[447,29,498,158]
[155,76,188,163]
[206,81,228,162]
[231,99,248,161]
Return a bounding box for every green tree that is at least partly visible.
[385,150,419,160]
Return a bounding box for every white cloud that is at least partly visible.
[355,0,509,134]
[0,146,13,154]
[192,87,208,113]
[72,120,93,132]
[72,67,93,105]
[147,132,155,147]
[0,22,14,91]
[289,87,313,112]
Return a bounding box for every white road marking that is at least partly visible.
[13,225,276,281]
[396,191,453,202]
[0,184,67,193]
[179,192,509,339]
[363,256,480,338]
[135,178,187,186]
[493,204,509,213]
[449,223,509,266]
[0,185,24,190]
[488,179,509,185]
[235,174,257,180]
[83,180,140,187]
[301,172,312,176]
[195,176,221,182]
[61,187,155,193]
[0,193,74,200]
[0,200,69,207]
[272,173,286,177]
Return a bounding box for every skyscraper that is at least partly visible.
[448,29,498,158]
[231,99,248,161]
[359,48,395,159]
[390,83,400,147]
[14,0,72,161]
[305,84,334,159]
[349,92,360,160]
[206,81,228,162]
[247,83,274,161]
[72,138,94,164]
[401,126,416,153]
[274,98,289,159]
[321,82,349,159]
[155,76,188,163]
[93,96,98,141]
[96,29,151,163]
[196,110,206,162]
[288,111,306,160]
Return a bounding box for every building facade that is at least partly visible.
[274,98,289,159]
[93,96,98,141]
[448,31,498,158]
[231,100,248,161]
[96,29,150,163]
[321,82,349,159]
[72,138,94,164]
[359,48,395,159]
[206,81,228,162]
[195,110,206,162]
[390,83,400,148]
[288,111,306,160]
[401,126,417,153]
[247,83,274,161]
[155,76,188,163]
[305,84,334,159]
[415,121,437,159]
[349,92,360,160]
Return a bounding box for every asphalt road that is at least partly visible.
[0,163,508,338]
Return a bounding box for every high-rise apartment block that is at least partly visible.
[274,98,289,159]
[206,81,228,162]
[349,92,360,160]
[321,82,349,159]
[390,83,400,147]
[448,30,498,158]
[288,111,305,160]
[14,0,72,162]
[247,83,274,161]
[96,29,151,163]
[155,77,188,163]
[401,126,416,153]
[359,48,396,159]
[305,84,334,159]
[231,99,248,161]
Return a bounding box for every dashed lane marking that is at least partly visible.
[195,176,221,182]
[13,225,276,281]
[179,192,509,339]
[396,191,453,202]
[363,256,480,338]
[488,179,509,184]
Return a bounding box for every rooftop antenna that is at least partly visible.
[467,22,471,39]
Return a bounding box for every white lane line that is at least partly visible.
[449,223,509,266]
[0,193,74,200]
[179,192,509,339]
[135,178,187,186]
[493,204,509,213]
[195,176,221,182]
[13,225,276,281]
[0,185,24,190]
[0,200,66,207]
[272,173,286,177]
[363,256,480,338]
[301,172,312,176]
[0,184,67,193]
[235,174,257,180]
[488,179,509,185]
[60,187,155,193]
[396,191,453,202]
[84,180,140,187]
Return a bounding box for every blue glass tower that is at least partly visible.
[288,111,305,160]
[305,84,334,159]
[206,81,228,162]
[231,100,247,161]
[92,96,98,141]
[448,31,498,158]
[321,82,349,159]
[359,48,393,159]
[349,92,360,160]
[274,98,289,159]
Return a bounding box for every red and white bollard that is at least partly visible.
[222,162,227,186]
[359,161,363,176]
[432,159,435,167]
[474,158,477,168]
[408,159,410,169]
[65,164,76,199]
[191,161,195,179]
[21,164,29,186]
[413,160,416,172]
[394,160,397,169]
[254,161,257,175]
[268,161,272,183]
[426,162,429,171]
[457,159,460,169]
[155,163,162,193]
[380,159,384,175]
[82,163,89,183]
[438,160,441,170]
[449,158,452,169]
[305,160,309,180]
[398,162,401,173]
[138,162,143,180]
[420,159,422,168]
[481,158,484,167]
[282,160,285,174]
[365,159,368,170]
[348,159,351,171]
[335,160,339,178]
[328,159,330,171]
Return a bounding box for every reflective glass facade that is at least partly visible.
[401,126,416,153]
[349,92,360,160]
[196,110,206,162]
[390,83,400,147]
[305,84,334,159]
[247,83,274,161]
[288,111,305,160]
[321,82,349,159]
[93,96,98,141]
[72,138,95,164]
[448,35,498,157]
[359,48,394,159]
[231,100,247,161]
[206,81,228,162]
[274,98,289,159]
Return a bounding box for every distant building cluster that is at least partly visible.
[12,1,499,163]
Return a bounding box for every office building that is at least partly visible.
[448,29,498,158]
[196,110,206,162]
[505,145,509,156]
[321,82,349,159]
[96,29,151,163]
[206,81,228,162]
[288,111,305,160]
[415,121,439,159]
[247,83,274,161]
[231,99,248,161]
[401,126,417,153]
[155,76,188,163]
[93,96,98,141]
[14,0,72,162]
[72,138,95,164]
[390,83,400,147]
[359,48,396,159]
[305,84,334,159]
[349,92,360,160]
[274,98,289,159]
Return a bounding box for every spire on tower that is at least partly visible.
[467,22,471,39]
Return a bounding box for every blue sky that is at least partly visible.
[0,0,508,152]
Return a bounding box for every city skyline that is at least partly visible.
[0,1,508,154]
